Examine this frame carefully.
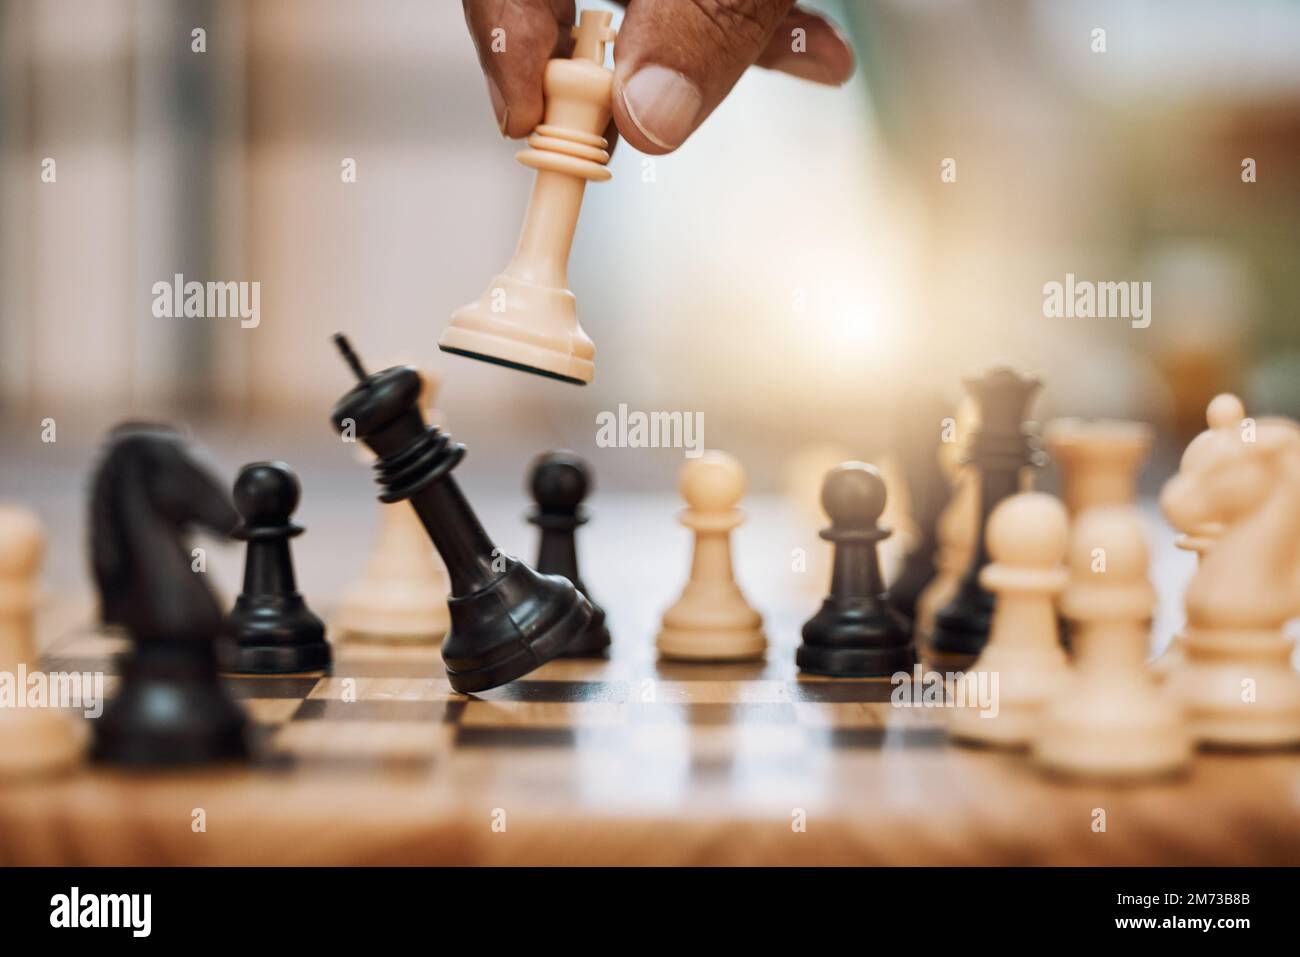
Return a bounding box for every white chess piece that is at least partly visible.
[916,398,979,641]
[657,451,766,661]
[947,492,1070,748]
[439,11,617,384]
[1034,507,1191,779]
[1151,394,1242,677]
[1159,410,1300,748]
[334,367,451,642]
[1044,418,1153,517]
[0,505,85,778]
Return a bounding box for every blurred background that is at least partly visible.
[2,0,1299,635]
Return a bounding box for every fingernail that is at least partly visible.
[488,78,509,136]
[621,66,702,150]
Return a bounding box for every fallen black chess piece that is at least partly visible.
[329,335,592,692]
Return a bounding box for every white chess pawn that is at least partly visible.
[947,492,1070,748]
[1159,409,1300,748]
[334,367,451,642]
[657,451,766,661]
[0,505,85,778]
[1034,507,1190,779]
[1152,394,1242,677]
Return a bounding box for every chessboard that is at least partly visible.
[4,591,1299,866]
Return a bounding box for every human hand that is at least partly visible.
[463,0,855,153]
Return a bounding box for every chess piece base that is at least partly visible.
[797,600,916,677]
[562,604,611,657]
[440,560,593,694]
[93,645,249,766]
[219,597,332,675]
[947,649,1069,749]
[928,587,994,660]
[1167,632,1300,748]
[441,275,595,386]
[219,640,331,675]
[0,709,86,779]
[796,642,913,678]
[656,627,766,661]
[334,585,450,644]
[1035,691,1191,779]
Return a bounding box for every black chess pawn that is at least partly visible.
[528,451,611,657]
[927,366,1045,668]
[797,462,915,677]
[328,335,592,693]
[219,462,332,674]
[89,424,249,765]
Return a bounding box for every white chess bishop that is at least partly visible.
[1034,507,1190,779]
[947,492,1071,748]
[1159,404,1300,748]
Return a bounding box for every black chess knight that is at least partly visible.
[90,423,249,765]
[219,461,332,674]
[926,366,1045,667]
[797,462,915,677]
[528,451,611,657]
[329,335,592,692]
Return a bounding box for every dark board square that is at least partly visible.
[455,727,578,748]
[788,680,898,703]
[471,679,628,704]
[224,677,322,700]
[828,728,948,749]
[293,699,450,722]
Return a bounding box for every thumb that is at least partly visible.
[611,0,843,154]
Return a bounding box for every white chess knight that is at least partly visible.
[1034,507,1191,779]
[947,492,1071,748]
[1151,394,1243,677]
[334,367,451,642]
[0,504,85,777]
[1159,408,1300,748]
